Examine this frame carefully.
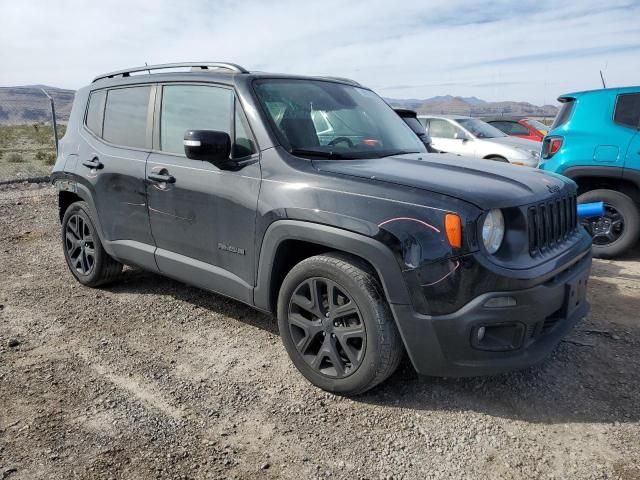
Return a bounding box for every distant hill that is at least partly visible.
[0,85,558,124]
[0,86,74,124]
[385,95,558,118]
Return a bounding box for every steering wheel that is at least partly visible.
[328,136,354,148]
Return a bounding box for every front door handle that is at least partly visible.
[82,157,103,169]
[148,172,176,183]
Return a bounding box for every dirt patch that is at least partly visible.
[1,185,639,479]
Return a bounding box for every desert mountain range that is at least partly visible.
[0,86,558,125]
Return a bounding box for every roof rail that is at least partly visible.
[92,62,249,83]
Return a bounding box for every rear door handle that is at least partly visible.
[82,157,103,169]
[148,172,176,183]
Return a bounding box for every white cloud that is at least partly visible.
[0,0,638,104]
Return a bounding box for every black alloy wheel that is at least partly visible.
[61,201,123,286]
[577,189,640,258]
[287,277,366,378]
[65,213,96,275]
[581,203,624,246]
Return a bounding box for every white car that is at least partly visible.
[418,115,541,167]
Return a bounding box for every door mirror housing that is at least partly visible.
[184,130,231,164]
[454,131,470,142]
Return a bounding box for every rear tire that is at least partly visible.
[578,189,640,259]
[277,253,403,395]
[61,201,123,287]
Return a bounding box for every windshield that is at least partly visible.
[525,118,549,134]
[254,79,425,159]
[456,118,507,139]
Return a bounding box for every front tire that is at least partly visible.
[277,253,403,395]
[579,189,640,258]
[61,201,123,286]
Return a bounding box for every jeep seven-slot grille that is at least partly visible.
[527,194,577,255]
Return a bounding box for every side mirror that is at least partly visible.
[184,130,231,164]
[454,131,469,142]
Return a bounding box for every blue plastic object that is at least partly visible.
[577,202,604,219]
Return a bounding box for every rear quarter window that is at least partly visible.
[402,117,426,135]
[551,99,575,129]
[85,90,106,136]
[613,93,640,128]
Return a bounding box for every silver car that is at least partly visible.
[418,115,541,167]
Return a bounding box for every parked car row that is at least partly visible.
[395,87,640,258]
[50,62,593,394]
[482,116,549,142]
[418,115,541,167]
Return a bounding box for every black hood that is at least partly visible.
[313,153,574,209]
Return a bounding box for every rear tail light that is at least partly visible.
[542,136,563,159]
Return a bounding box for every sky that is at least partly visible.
[1,0,639,105]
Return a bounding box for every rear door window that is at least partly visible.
[614,93,640,128]
[103,86,152,149]
[85,90,106,137]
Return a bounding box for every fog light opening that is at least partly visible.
[477,326,486,342]
[471,323,525,351]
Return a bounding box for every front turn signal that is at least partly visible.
[445,213,462,248]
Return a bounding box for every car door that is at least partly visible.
[427,119,476,157]
[145,83,260,304]
[77,85,158,271]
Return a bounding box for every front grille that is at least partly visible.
[528,194,577,256]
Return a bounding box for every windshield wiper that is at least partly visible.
[377,150,421,158]
[290,148,353,160]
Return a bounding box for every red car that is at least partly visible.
[482,116,549,142]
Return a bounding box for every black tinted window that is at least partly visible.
[614,93,640,128]
[160,85,233,155]
[85,90,106,136]
[103,87,151,148]
[492,121,529,135]
[402,117,426,135]
[551,99,575,129]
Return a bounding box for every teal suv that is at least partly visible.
[539,86,640,258]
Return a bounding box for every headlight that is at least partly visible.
[482,209,505,254]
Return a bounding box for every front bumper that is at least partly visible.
[391,250,592,377]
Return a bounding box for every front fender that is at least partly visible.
[253,220,412,312]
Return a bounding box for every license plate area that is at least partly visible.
[563,273,588,317]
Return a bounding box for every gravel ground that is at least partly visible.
[1,184,639,480]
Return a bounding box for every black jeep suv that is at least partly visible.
[51,62,592,395]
